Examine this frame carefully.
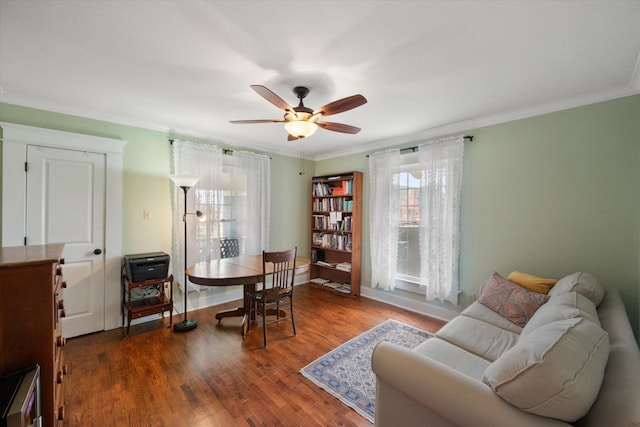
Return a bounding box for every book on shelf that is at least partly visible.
[336,262,352,272]
[322,281,343,289]
[334,283,352,294]
[310,277,330,285]
[316,260,337,268]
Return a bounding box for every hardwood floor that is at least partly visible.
[63,283,447,427]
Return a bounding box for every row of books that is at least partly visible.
[312,215,352,231]
[312,233,352,251]
[310,278,352,294]
[312,179,354,197]
[312,197,354,212]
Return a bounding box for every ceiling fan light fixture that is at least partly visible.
[284,119,318,138]
[232,85,367,140]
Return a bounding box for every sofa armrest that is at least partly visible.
[372,341,570,427]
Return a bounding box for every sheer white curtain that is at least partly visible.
[369,137,464,302]
[418,136,464,303]
[229,150,270,256]
[369,149,401,291]
[171,140,224,292]
[171,141,271,293]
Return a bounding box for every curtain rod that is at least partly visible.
[366,135,473,157]
[400,134,473,154]
[168,139,233,155]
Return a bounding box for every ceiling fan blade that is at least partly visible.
[317,122,361,134]
[230,119,284,124]
[287,133,299,141]
[314,94,367,117]
[250,85,294,112]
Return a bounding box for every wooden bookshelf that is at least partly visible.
[310,171,362,296]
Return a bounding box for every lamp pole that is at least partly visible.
[169,175,200,332]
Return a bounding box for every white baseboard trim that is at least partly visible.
[360,286,459,323]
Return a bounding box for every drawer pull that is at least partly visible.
[56,335,66,347]
[58,405,65,420]
[57,371,63,384]
[61,281,67,289]
[56,266,63,276]
[58,299,65,310]
[60,309,66,318]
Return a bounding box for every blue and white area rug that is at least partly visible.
[299,319,432,423]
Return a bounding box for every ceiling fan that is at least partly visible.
[230,85,367,140]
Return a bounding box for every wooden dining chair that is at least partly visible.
[220,238,240,259]
[245,247,297,347]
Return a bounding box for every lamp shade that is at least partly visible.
[284,120,318,138]
[169,174,200,188]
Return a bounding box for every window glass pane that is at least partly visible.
[395,166,421,280]
[193,185,245,254]
[397,226,420,277]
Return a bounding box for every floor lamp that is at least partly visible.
[170,174,203,332]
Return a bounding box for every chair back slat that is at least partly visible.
[262,247,297,293]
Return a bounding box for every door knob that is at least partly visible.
[93,248,102,255]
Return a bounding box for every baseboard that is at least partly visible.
[360,286,459,323]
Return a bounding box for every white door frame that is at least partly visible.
[1,122,126,331]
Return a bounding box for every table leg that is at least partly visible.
[215,283,255,322]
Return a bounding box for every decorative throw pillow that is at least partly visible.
[548,272,604,307]
[507,271,557,294]
[478,272,549,327]
[483,317,609,422]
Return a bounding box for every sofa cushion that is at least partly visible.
[478,272,549,327]
[414,337,491,381]
[506,271,557,294]
[482,317,609,422]
[461,301,523,334]
[436,316,520,361]
[548,271,604,306]
[521,291,599,337]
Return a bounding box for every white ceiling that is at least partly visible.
[1,1,639,160]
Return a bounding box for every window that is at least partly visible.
[369,136,464,303]
[194,188,243,258]
[396,165,422,282]
[171,141,270,291]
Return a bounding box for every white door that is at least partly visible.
[26,145,106,338]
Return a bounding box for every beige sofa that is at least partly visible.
[372,272,640,426]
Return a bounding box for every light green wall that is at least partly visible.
[2,95,639,338]
[317,94,640,338]
[464,95,640,339]
[269,154,314,252]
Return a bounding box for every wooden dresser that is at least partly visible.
[0,243,67,426]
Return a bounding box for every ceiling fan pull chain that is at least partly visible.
[299,140,305,176]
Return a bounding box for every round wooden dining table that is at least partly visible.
[186,254,310,331]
